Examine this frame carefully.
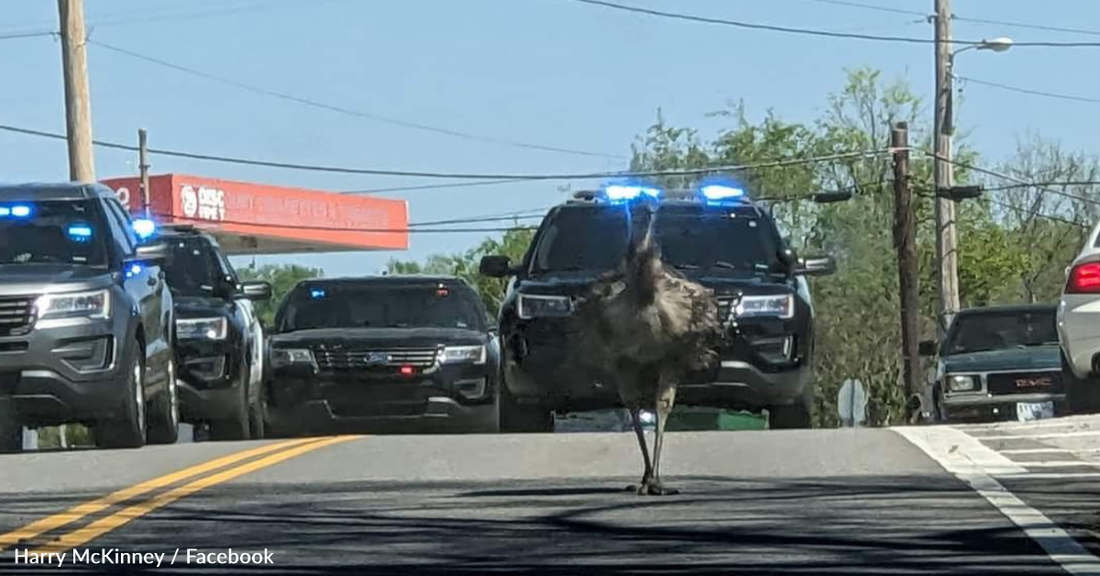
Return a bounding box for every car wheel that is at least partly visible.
[96,341,147,449]
[146,358,180,445]
[209,363,251,441]
[0,399,24,453]
[248,379,266,440]
[1063,351,1100,414]
[498,380,553,433]
[768,402,812,429]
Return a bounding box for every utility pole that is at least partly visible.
[892,122,920,406]
[933,0,960,334]
[139,128,150,217]
[57,0,96,182]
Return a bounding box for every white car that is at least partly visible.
[1057,218,1100,412]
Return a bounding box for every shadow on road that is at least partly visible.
[0,473,1075,574]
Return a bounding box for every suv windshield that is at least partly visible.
[0,200,108,267]
[531,205,778,274]
[279,284,485,332]
[164,237,229,297]
[945,309,1059,355]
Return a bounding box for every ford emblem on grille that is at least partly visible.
[1016,376,1051,389]
[364,352,391,366]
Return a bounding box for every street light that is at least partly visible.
[932,24,1014,334]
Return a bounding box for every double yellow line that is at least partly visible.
[0,435,357,554]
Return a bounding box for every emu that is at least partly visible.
[573,201,724,495]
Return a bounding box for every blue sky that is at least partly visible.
[2,0,1098,276]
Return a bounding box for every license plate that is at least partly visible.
[1016,401,1054,422]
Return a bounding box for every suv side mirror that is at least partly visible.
[132,241,170,263]
[918,340,937,357]
[795,256,836,277]
[479,255,514,278]
[239,281,273,301]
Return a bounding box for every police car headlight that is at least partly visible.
[517,294,572,319]
[947,375,978,392]
[439,345,487,365]
[735,294,794,319]
[271,348,314,367]
[176,317,228,340]
[35,289,110,320]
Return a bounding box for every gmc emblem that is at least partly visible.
[1016,377,1051,389]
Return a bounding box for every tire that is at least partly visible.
[146,358,180,445]
[95,342,147,449]
[498,380,553,433]
[248,379,266,440]
[1063,351,1100,414]
[209,363,250,441]
[768,402,812,429]
[0,399,23,453]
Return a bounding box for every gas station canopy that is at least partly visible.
[101,174,408,255]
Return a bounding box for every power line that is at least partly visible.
[958,76,1100,105]
[87,40,625,161]
[984,196,1089,230]
[0,30,55,42]
[409,210,549,227]
[983,181,1100,192]
[921,151,1100,207]
[795,0,925,17]
[916,190,1088,229]
[952,15,1100,39]
[343,178,535,195]
[0,121,892,181]
[560,0,1100,47]
[157,212,537,234]
[794,0,1100,37]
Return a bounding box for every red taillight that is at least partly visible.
[1068,262,1100,294]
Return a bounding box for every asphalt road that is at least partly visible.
[1,418,1099,575]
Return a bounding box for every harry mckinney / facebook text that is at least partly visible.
[14,548,275,566]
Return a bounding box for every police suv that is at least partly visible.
[480,182,835,431]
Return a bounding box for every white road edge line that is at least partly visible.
[894,426,1100,575]
[1000,448,1074,454]
[976,430,1100,441]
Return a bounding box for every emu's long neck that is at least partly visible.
[624,206,659,306]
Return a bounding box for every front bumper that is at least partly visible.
[266,361,497,434]
[175,338,245,421]
[503,333,811,412]
[941,392,1067,422]
[1059,295,1100,379]
[0,315,131,426]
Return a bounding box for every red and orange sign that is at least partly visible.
[101,174,408,252]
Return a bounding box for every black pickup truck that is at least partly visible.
[265,275,501,435]
[0,183,177,451]
[480,184,835,432]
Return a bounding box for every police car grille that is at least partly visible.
[0,297,34,336]
[313,348,439,371]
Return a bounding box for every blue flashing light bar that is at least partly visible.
[603,184,662,202]
[700,184,745,201]
[310,288,327,299]
[132,218,156,239]
[2,205,33,218]
[67,224,93,240]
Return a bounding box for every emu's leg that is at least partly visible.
[624,405,654,492]
[644,378,679,496]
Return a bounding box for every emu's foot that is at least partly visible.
[625,479,680,496]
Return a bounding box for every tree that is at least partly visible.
[387,227,536,315]
[237,264,323,327]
